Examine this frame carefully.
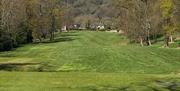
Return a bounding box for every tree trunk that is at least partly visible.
[164,35,169,47]
[169,35,173,43]
[140,37,144,47]
[27,30,33,43]
[148,40,151,46]
[50,32,54,41]
[146,37,152,46]
[50,15,55,41]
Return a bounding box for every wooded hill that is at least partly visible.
[61,0,118,29]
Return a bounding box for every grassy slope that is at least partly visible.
[0,31,180,91]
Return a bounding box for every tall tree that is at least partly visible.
[161,0,176,47]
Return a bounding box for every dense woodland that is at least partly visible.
[0,0,180,51]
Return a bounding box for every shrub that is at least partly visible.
[0,31,14,51]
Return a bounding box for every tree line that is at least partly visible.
[0,0,63,51]
[0,0,118,51]
[114,0,180,47]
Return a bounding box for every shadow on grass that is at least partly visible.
[0,62,55,72]
[0,62,39,71]
[41,37,76,44]
[53,86,131,91]
[41,32,79,44]
[60,33,79,37]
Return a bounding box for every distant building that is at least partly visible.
[97,25,105,30]
[61,26,67,31]
[61,26,69,32]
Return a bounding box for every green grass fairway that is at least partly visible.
[0,31,180,91]
[0,72,180,91]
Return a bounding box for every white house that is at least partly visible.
[97,25,105,30]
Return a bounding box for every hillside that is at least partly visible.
[61,0,118,28]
